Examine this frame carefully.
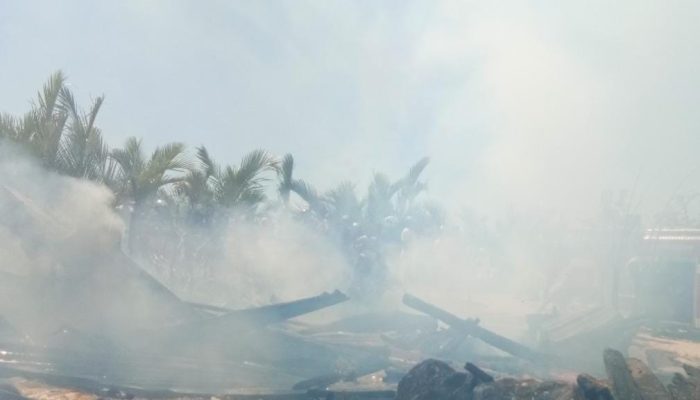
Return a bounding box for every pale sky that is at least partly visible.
[2,1,700,220]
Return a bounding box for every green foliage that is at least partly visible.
[0,71,113,183]
[215,149,278,208]
[278,155,437,243]
[2,72,444,282]
[110,137,189,204]
[176,147,279,222]
[278,153,295,205]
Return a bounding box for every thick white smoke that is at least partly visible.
[0,142,125,338]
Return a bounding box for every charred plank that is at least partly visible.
[402,294,545,362]
[626,357,671,400]
[603,348,643,400]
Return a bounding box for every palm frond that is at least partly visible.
[393,157,430,214]
[291,179,325,213]
[149,142,188,171]
[366,172,396,223]
[195,145,217,178]
[111,137,145,178]
[136,142,190,199]
[213,149,278,207]
[405,157,430,186]
[325,181,361,219]
[0,113,19,140]
[34,71,66,121]
[85,96,104,134]
[391,156,430,194]
[278,153,295,203]
[237,149,278,185]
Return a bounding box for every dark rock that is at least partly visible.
[667,371,700,400]
[682,364,700,380]
[576,374,613,400]
[397,359,455,400]
[443,372,475,400]
[396,359,475,400]
[464,362,494,385]
[473,378,582,400]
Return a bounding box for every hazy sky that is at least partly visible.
[2,1,700,219]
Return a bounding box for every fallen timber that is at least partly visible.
[189,290,350,329]
[142,292,360,379]
[8,346,700,400]
[0,361,396,400]
[0,321,391,392]
[0,291,365,392]
[402,294,547,363]
[118,254,350,331]
[1,184,350,336]
[0,337,309,391]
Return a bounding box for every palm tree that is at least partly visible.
[0,113,21,141]
[214,149,278,211]
[175,146,217,224]
[393,156,430,216]
[110,137,190,253]
[278,153,295,206]
[324,181,363,223]
[276,156,431,223]
[55,87,114,182]
[280,156,433,244]
[365,172,398,230]
[0,71,115,184]
[1,72,69,167]
[364,157,431,237]
[177,146,278,223]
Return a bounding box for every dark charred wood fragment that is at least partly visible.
[603,348,643,400]
[625,357,671,400]
[402,294,546,362]
[473,377,582,400]
[176,290,350,334]
[667,370,700,400]
[293,373,347,391]
[304,389,396,400]
[464,362,494,385]
[576,374,613,400]
[682,363,700,380]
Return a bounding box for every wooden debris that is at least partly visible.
[667,367,700,400]
[473,378,582,400]
[402,294,546,362]
[683,363,700,380]
[293,373,348,391]
[170,290,350,336]
[395,359,474,400]
[576,374,613,400]
[626,357,671,400]
[464,362,494,385]
[603,348,644,400]
[396,351,700,400]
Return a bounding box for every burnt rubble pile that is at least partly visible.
[396,349,700,400]
[5,185,700,398]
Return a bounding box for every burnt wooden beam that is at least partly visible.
[626,357,671,400]
[191,290,350,331]
[402,294,546,363]
[603,348,643,400]
[0,361,394,400]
